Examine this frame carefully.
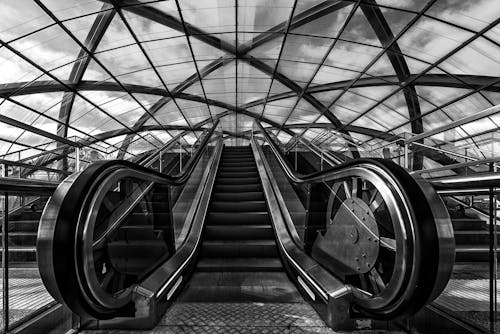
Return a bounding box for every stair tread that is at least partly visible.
[197,257,282,268]
[0,246,36,251]
[203,240,276,245]
[456,245,490,251]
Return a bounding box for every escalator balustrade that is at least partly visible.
[36,125,457,331]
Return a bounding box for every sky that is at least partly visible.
[0,0,499,159]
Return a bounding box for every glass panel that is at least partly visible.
[0,1,53,42]
[292,3,352,38]
[398,16,474,64]
[441,38,500,77]
[2,192,55,329]
[9,24,82,80]
[426,1,500,31]
[430,193,494,333]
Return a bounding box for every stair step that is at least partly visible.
[8,221,39,232]
[205,225,274,240]
[0,247,37,263]
[212,192,264,202]
[216,177,260,185]
[218,166,256,173]
[207,212,270,225]
[126,212,170,225]
[197,257,283,272]
[107,240,168,258]
[0,232,37,246]
[452,218,486,231]
[115,225,156,240]
[221,156,254,161]
[202,240,278,258]
[13,211,42,220]
[454,230,499,245]
[214,184,262,193]
[217,171,259,178]
[210,201,267,212]
[220,162,256,168]
[455,245,492,262]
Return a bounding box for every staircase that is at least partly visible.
[2,197,48,267]
[452,216,492,262]
[447,204,494,262]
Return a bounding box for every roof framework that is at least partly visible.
[0,0,499,166]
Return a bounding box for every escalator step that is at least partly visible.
[214,184,262,193]
[207,212,270,225]
[196,257,283,272]
[217,171,259,178]
[210,201,267,212]
[218,166,256,173]
[205,225,274,240]
[212,191,264,202]
[220,162,256,168]
[221,156,254,161]
[215,177,260,185]
[202,240,277,258]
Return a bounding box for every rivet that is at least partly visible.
[362,253,366,258]
[368,237,372,241]
[355,257,359,262]
[357,267,361,271]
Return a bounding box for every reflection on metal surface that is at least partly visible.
[36,122,221,319]
[253,120,456,320]
[313,197,379,275]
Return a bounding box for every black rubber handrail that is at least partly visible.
[37,120,219,319]
[253,120,455,319]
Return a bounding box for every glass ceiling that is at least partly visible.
[0,0,500,162]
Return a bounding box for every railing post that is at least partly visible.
[404,143,409,170]
[2,165,8,332]
[159,150,163,172]
[295,145,298,171]
[179,140,182,173]
[489,185,497,334]
[75,146,80,172]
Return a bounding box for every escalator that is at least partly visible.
[35,122,456,332]
[165,146,333,332]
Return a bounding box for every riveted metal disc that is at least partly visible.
[312,198,379,276]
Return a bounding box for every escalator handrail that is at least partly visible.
[431,172,500,191]
[63,121,220,253]
[254,121,422,185]
[253,120,455,319]
[37,120,219,318]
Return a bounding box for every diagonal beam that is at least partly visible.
[106,0,351,151]
[360,0,424,168]
[57,4,115,139]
